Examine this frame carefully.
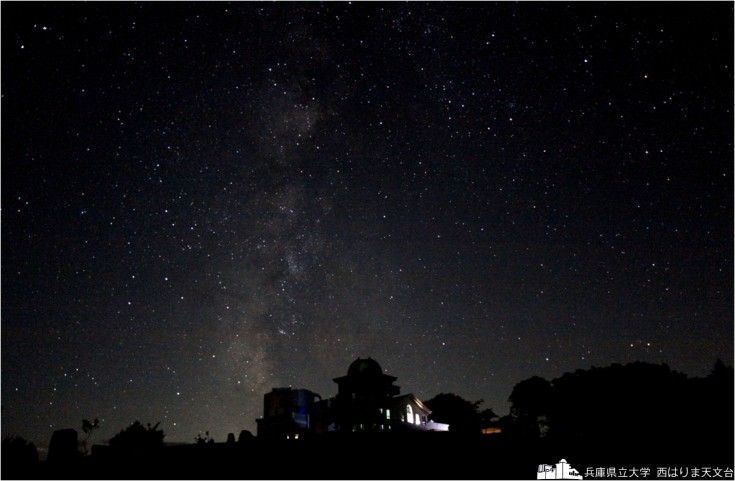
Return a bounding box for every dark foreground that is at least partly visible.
[5,431,734,480]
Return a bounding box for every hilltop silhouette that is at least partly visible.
[2,360,732,479]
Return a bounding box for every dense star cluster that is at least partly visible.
[2,3,732,446]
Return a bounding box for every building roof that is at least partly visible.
[333,357,398,386]
[347,357,383,377]
[392,393,432,414]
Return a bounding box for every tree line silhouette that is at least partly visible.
[3,360,732,479]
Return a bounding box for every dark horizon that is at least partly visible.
[2,2,732,449]
[3,356,733,450]
[4,357,734,479]
[3,357,734,450]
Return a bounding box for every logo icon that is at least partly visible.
[537,459,583,479]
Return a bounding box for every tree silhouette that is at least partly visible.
[507,375,552,439]
[710,358,734,385]
[109,421,164,451]
[195,431,214,445]
[508,376,551,418]
[81,418,100,455]
[505,360,734,461]
[1,435,39,475]
[424,393,484,433]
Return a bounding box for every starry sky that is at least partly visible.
[2,3,732,446]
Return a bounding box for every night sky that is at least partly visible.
[2,3,732,446]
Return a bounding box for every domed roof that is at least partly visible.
[347,357,383,377]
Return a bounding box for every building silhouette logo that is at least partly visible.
[537,459,583,479]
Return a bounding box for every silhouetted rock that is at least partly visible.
[237,430,254,443]
[47,428,81,465]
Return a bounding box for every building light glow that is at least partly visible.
[481,427,502,435]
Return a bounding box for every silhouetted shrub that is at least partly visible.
[238,430,254,443]
[109,421,164,451]
[2,435,39,475]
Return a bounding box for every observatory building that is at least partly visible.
[256,357,449,439]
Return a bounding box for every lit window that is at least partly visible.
[386,409,391,419]
[415,413,421,425]
[294,434,299,440]
[406,404,413,424]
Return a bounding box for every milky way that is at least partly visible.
[2,3,732,445]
